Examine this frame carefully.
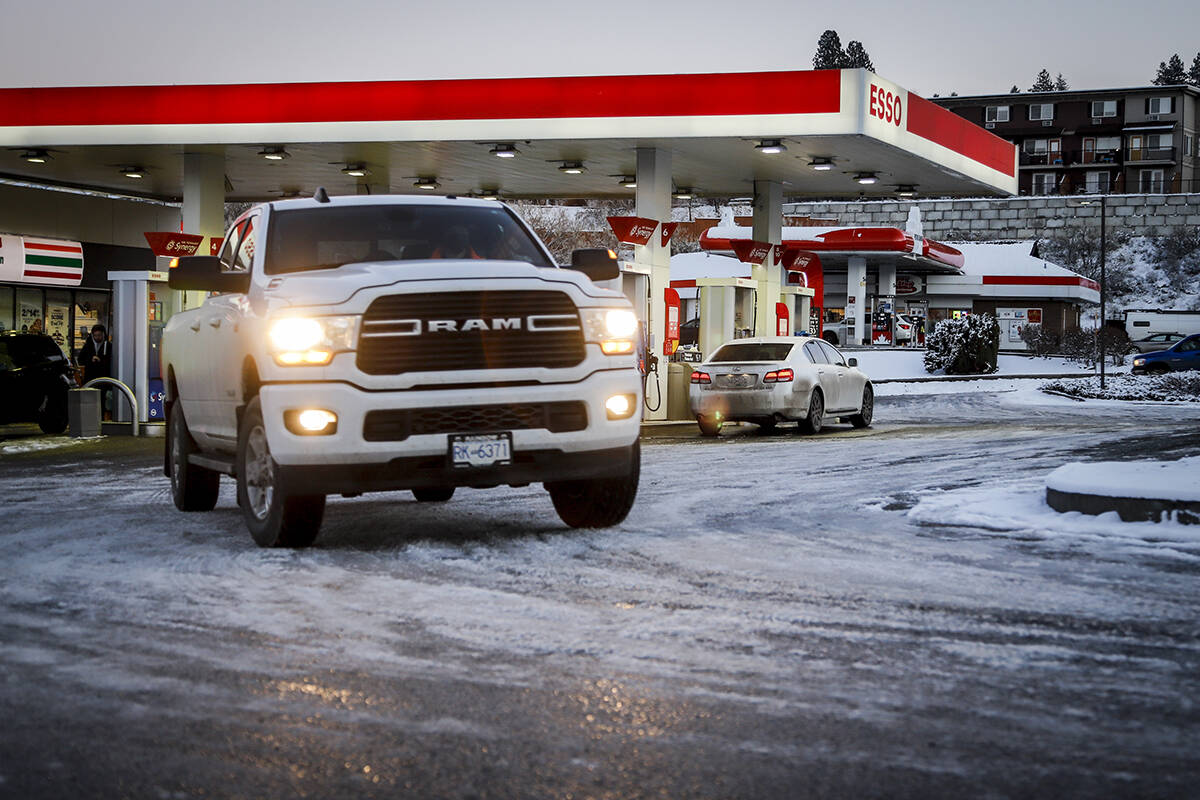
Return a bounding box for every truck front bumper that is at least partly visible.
[259,369,641,489]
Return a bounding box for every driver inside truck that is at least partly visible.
[431,225,481,259]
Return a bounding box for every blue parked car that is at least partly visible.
[1130,333,1200,374]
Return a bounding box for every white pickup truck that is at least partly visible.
[162,192,642,547]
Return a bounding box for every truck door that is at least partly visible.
[208,213,259,441]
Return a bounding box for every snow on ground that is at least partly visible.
[848,348,1102,381]
[897,479,1200,560]
[0,435,92,455]
[1047,456,1200,503]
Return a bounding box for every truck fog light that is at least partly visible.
[605,393,636,420]
[284,409,338,435]
[601,339,635,355]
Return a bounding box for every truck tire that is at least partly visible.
[546,442,640,528]
[236,396,325,548]
[412,487,455,502]
[168,403,219,512]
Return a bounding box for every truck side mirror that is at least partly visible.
[168,256,251,293]
[566,248,620,282]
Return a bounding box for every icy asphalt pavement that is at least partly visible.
[1,385,1198,799]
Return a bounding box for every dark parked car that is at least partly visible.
[1130,333,1200,374]
[0,331,73,433]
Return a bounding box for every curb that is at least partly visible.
[872,372,1096,385]
[1046,487,1200,525]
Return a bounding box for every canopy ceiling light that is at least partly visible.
[20,149,51,164]
[895,184,918,197]
[755,139,787,154]
[121,166,145,179]
[489,143,520,158]
[808,157,835,171]
[854,172,878,185]
[672,187,695,200]
[413,177,440,190]
[341,164,370,177]
[616,175,637,188]
[258,146,290,160]
[558,161,587,174]
[476,189,501,200]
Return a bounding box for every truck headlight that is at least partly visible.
[268,315,361,366]
[581,308,638,356]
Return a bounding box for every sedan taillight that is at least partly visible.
[691,371,712,384]
[763,368,794,383]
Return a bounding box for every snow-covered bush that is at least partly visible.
[1041,373,1200,402]
[1059,327,1131,368]
[923,314,1000,374]
[1019,324,1059,357]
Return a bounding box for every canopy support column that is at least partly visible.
[182,151,226,310]
[751,180,782,337]
[635,147,672,421]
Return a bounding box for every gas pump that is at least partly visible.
[107,267,180,425]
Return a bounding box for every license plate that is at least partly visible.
[449,433,513,468]
[718,373,756,389]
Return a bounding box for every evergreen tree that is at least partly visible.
[1154,54,1187,85]
[1054,73,1069,90]
[813,30,847,69]
[1188,52,1200,86]
[844,40,874,71]
[1010,85,1021,93]
[1030,69,1054,92]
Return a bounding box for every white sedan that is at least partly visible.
[688,336,873,436]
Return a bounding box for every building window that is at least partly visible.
[985,105,1010,123]
[1146,97,1174,115]
[1089,100,1117,118]
[1028,103,1054,121]
[1032,173,1058,194]
[1139,168,1165,193]
[1084,171,1112,194]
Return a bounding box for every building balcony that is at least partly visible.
[1125,147,1176,163]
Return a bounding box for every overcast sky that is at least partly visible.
[1,0,1196,97]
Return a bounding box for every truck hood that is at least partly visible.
[262,260,624,307]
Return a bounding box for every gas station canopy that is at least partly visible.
[0,69,1016,201]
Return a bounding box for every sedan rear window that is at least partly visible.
[709,343,794,362]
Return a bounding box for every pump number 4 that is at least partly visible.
[450,433,513,468]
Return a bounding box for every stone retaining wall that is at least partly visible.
[783,193,1200,241]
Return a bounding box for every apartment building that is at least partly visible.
[933,85,1199,195]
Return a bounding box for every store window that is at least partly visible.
[16,287,43,333]
[45,289,71,356]
[74,292,109,359]
[0,286,13,332]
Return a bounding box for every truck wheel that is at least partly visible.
[236,396,325,548]
[696,415,722,436]
[797,389,824,435]
[850,384,874,429]
[412,487,455,502]
[168,404,219,512]
[546,442,640,528]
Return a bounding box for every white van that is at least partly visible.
[1124,309,1200,338]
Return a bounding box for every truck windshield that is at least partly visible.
[263,205,554,274]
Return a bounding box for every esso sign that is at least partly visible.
[869,84,903,127]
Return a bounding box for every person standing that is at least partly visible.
[79,324,113,419]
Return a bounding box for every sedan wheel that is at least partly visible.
[850,384,874,428]
[798,389,824,435]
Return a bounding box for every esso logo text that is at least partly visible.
[869,84,903,127]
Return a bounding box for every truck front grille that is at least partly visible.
[363,401,588,442]
[357,290,586,374]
